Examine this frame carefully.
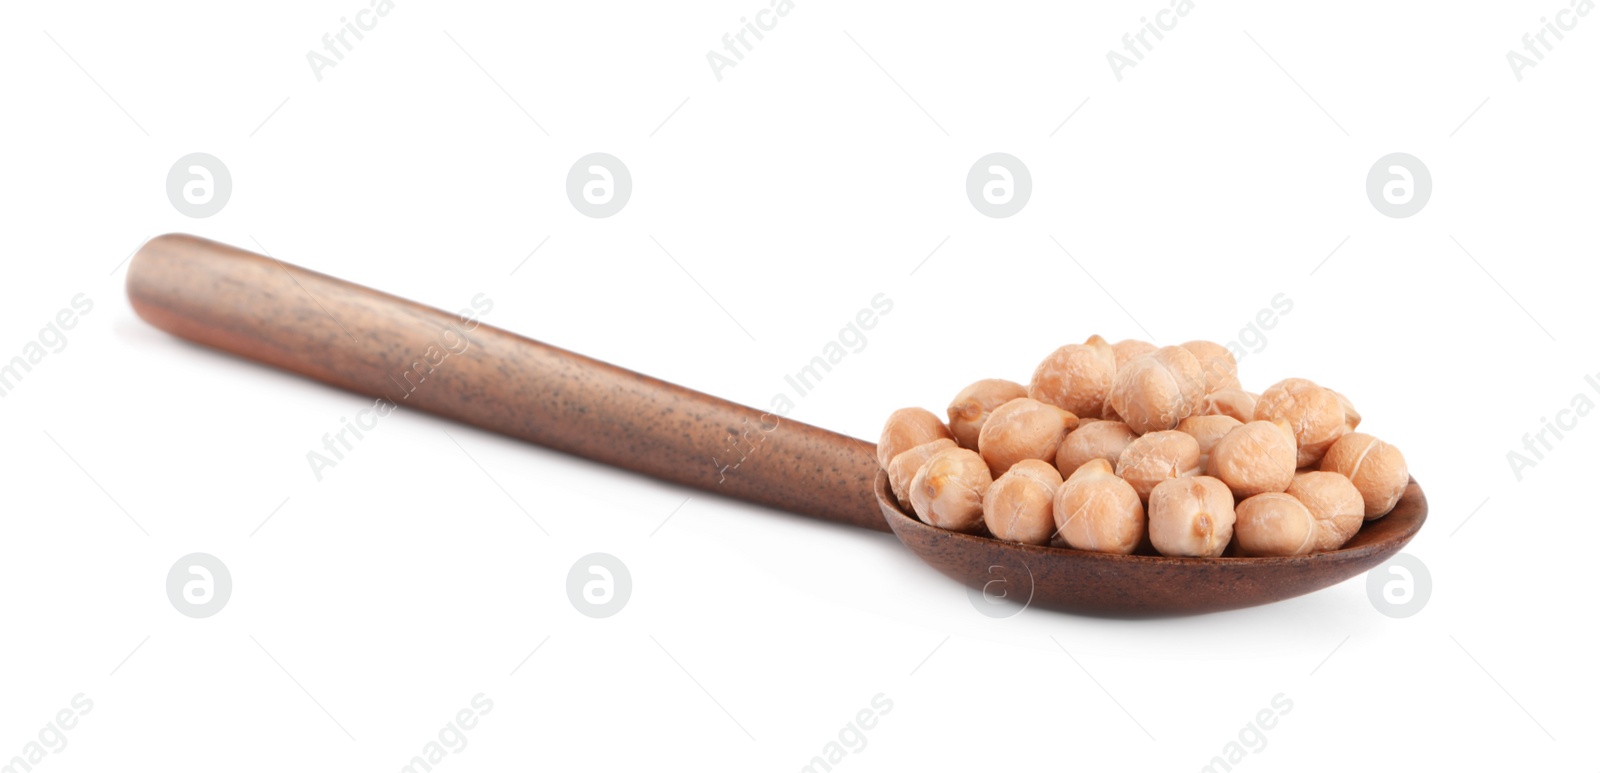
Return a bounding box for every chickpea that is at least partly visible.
[886,438,957,510]
[946,379,1027,450]
[1147,476,1236,557]
[1319,432,1408,519]
[1233,493,1316,557]
[978,397,1078,477]
[909,447,993,533]
[1254,378,1348,468]
[1111,338,1157,369]
[1108,345,1207,434]
[1178,414,1242,472]
[877,407,954,470]
[983,459,1063,545]
[1115,430,1202,503]
[1206,420,1296,498]
[1180,340,1242,394]
[1198,388,1259,423]
[1082,334,1119,372]
[1055,420,1138,478]
[1053,458,1145,554]
[1286,471,1365,551]
[1029,343,1116,419]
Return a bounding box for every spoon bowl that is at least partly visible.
[877,470,1427,616]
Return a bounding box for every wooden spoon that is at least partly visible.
[126,234,1426,616]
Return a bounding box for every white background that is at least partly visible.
[2,1,1596,770]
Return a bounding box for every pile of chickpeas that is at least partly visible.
[877,336,1409,557]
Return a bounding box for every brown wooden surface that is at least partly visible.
[877,471,1429,616]
[126,234,888,532]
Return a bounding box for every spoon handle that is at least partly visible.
[126,234,888,532]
